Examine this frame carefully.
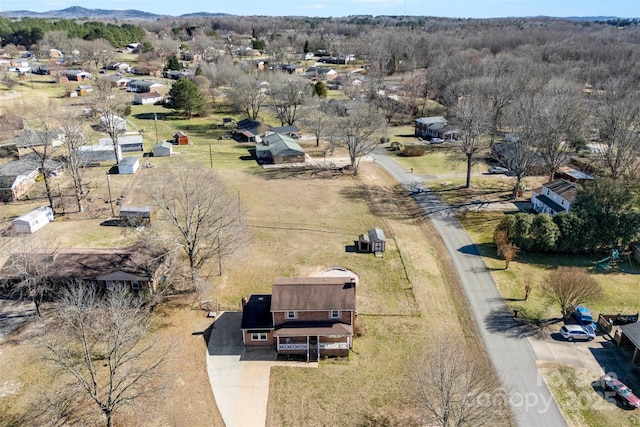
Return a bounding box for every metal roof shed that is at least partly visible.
[117,156,139,174]
[12,206,54,234]
[119,206,156,226]
[152,141,173,157]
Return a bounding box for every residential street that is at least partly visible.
[370,152,568,427]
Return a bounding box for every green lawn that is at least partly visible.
[459,211,640,321]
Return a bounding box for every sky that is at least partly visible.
[2,0,639,19]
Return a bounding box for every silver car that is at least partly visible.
[560,324,595,341]
[488,166,509,174]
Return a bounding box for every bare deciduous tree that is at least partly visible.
[17,109,62,213]
[414,338,508,427]
[593,81,640,180]
[267,75,309,126]
[58,107,87,212]
[450,91,490,189]
[331,103,383,175]
[93,79,127,164]
[147,163,246,284]
[36,284,172,427]
[0,236,58,317]
[226,74,265,120]
[504,92,546,198]
[536,78,585,182]
[300,102,331,147]
[541,267,603,319]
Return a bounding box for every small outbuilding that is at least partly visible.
[12,206,54,234]
[117,156,139,174]
[356,228,386,253]
[119,206,156,226]
[152,141,173,157]
[173,132,189,145]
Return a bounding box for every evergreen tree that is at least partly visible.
[167,55,180,71]
[168,79,205,118]
[314,81,327,97]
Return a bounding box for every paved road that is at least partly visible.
[370,152,568,427]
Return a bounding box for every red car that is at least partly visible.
[599,374,640,409]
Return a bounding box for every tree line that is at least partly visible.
[494,178,640,255]
[0,17,145,48]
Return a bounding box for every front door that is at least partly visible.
[308,336,318,362]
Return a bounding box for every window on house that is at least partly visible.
[286,311,296,319]
[251,332,267,341]
[131,281,141,291]
[330,310,340,319]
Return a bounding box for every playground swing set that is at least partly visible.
[597,248,632,270]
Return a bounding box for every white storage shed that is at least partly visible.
[12,206,54,234]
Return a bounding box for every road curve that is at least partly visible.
[370,152,567,427]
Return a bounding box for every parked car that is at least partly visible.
[430,137,444,143]
[488,166,509,174]
[573,305,597,333]
[559,324,595,341]
[598,374,640,408]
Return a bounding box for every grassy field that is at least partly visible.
[0,86,509,427]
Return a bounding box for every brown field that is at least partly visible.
[0,126,502,426]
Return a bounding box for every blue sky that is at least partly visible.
[4,0,639,19]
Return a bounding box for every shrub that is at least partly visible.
[389,141,404,151]
[401,145,425,157]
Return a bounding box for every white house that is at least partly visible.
[117,156,139,174]
[152,141,172,157]
[531,179,578,216]
[133,91,163,105]
[12,206,54,234]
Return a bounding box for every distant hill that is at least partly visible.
[0,6,230,20]
[0,7,631,21]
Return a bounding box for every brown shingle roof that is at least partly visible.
[270,277,356,311]
[1,246,159,282]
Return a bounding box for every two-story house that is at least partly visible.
[531,179,578,216]
[241,276,357,362]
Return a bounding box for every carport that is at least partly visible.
[619,322,640,364]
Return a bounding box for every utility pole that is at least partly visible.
[106,173,115,217]
[154,112,159,143]
[209,141,213,169]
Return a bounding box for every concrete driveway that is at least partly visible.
[530,330,639,385]
[206,312,314,427]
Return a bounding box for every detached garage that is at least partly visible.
[12,206,54,234]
